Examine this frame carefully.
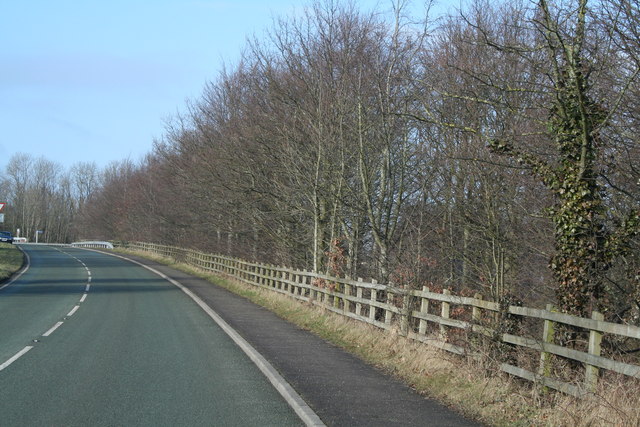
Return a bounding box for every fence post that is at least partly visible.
[370,279,378,323]
[272,266,277,289]
[418,286,430,336]
[585,311,604,393]
[277,268,283,291]
[333,281,340,308]
[355,278,363,317]
[292,271,298,295]
[265,266,270,288]
[309,273,317,301]
[538,304,556,390]
[297,272,304,296]
[303,272,310,298]
[400,289,410,337]
[344,281,351,314]
[385,288,393,327]
[283,269,288,292]
[440,289,451,341]
[273,266,278,289]
[472,293,483,324]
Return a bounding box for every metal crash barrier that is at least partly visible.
[71,241,114,249]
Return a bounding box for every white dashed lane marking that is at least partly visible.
[43,322,64,337]
[0,346,34,372]
[66,305,80,317]
[0,249,95,372]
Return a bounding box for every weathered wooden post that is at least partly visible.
[538,304,556,392]
[370,279,378,323]
[333,281,340,309]
[309,272,316,301]
[440,289,451,341]
[400,288,411,337]
[278,268,285,291]
[472,293,483,324]
[418,286,430,336]
[344,281,351,314]
[292,270,298,295]
[283,270,289,293]
[297,272,304,296]
[355,278,363,317]
[385,288,393,327]
[303,272,310,298]
[585,311,604,393]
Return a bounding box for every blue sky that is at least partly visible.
[0,0,448,171]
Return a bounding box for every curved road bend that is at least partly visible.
[110,250,481,427]
[0,244,304,426]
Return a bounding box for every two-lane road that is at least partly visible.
[0,244,306,426]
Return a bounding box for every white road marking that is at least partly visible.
[0,246,31,291]
[0,247,94,373]
[43,321,64,337]
[108,251,326,427]
[0,346,34,372]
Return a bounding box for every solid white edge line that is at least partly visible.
[0,346,34,371]
[43,321,64,337]
[0,245,32,291]
[67,305,80,317]
[106,251,325,427]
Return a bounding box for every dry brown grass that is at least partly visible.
[537,377,640,427]
[115,248,640,427]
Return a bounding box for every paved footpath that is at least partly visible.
[121,252,482,427]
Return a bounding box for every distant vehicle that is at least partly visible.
[0,231,13,244]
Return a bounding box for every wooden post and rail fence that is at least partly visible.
[117,241,640,398]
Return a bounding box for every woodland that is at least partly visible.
[2,0,640,322]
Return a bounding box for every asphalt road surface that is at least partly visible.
[0,244,480,427]
[0,244,304,426]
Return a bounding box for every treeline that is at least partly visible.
[47,0,640,320]
[0,153,99,243]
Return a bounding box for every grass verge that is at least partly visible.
[0,243,24,283]
[116,248,640,427]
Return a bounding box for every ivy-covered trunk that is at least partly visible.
[489,0,640,317]
[547,73,607,317]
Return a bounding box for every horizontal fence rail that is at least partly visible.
[117,241,640,398]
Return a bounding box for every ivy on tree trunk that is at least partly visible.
[490,0,639,316]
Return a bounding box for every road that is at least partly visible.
[0,244,306,426]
